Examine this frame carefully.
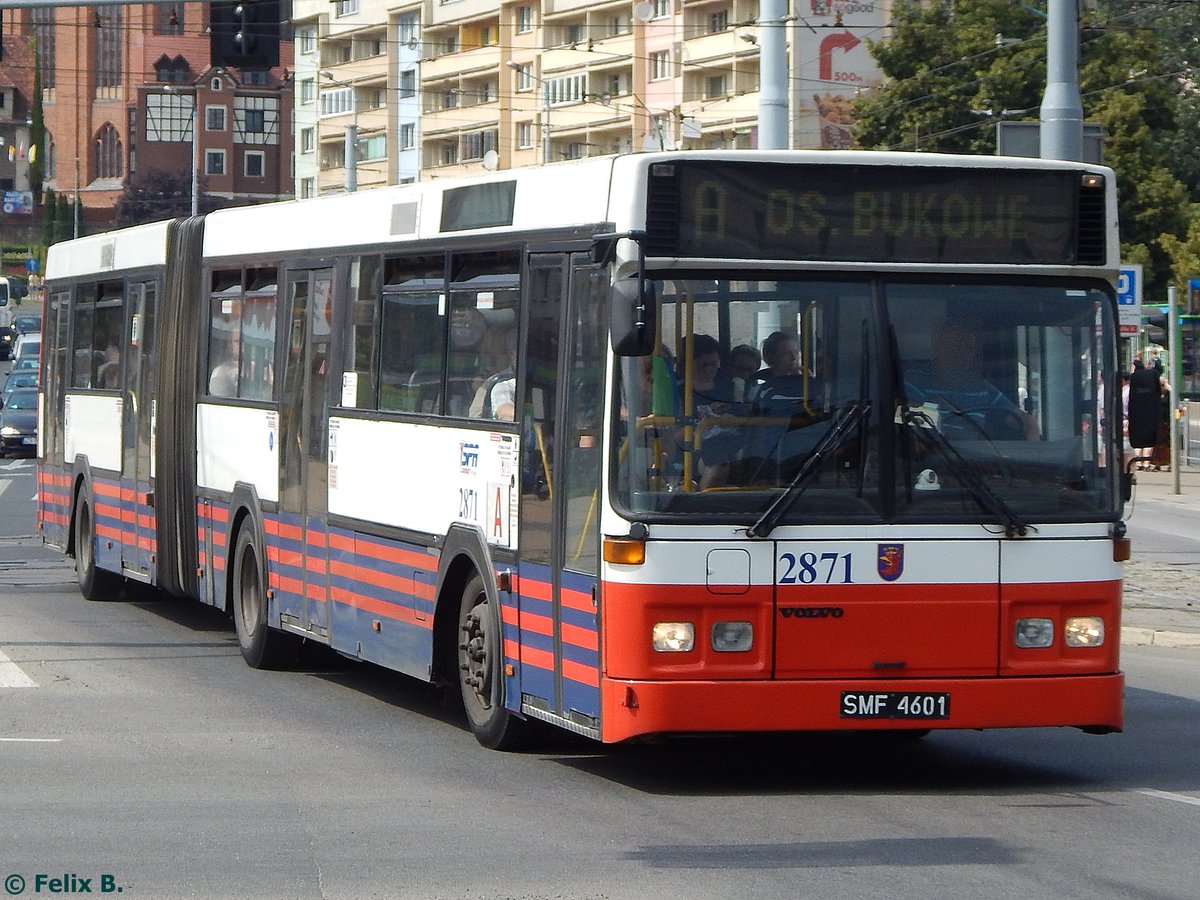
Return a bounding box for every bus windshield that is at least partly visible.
[613,276,1117,525]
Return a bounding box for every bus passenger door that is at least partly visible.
[279,268,334,640]
[122,280,156,577]
[517,252,605,732]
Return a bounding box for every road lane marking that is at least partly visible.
[0,649,37,688]
[0,738,61,743]
[1134,788,1200,807]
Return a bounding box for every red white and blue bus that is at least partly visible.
[38,151,1127,747]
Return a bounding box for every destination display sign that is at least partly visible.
[648,161,1090,265]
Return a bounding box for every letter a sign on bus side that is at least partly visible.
[487,482,510,545]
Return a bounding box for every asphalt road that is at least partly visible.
[2,456,1199,900]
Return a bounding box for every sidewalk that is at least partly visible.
[1121,463,1200,649]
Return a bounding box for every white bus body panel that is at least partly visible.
[196,404,280,503]
[46,220,173,280]
[327,416,518,550]
[64,394,123,472]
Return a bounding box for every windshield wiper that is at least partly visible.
[747,400,870,539]
[900,408,1031,538]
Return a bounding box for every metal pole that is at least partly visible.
[344,123,357,192]
[1040,0,1083,160]
[757,0,788,149]
[542,82,551,164]
[73,157,79,239]
[1168,285,1181,493]
[190,105,199,215]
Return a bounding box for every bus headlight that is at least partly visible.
[1065,617,1105,647]
[1015,618,1054,648]
[652,622,694,652]
[711,621,753,652]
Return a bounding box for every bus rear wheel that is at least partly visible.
[457,573,530,750]
[232,527,297,669]
[74,490,121,601]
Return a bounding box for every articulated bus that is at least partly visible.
[39,151,1128,748]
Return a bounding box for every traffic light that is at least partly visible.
[210,0,281,68]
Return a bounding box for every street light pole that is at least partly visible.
[164,86,198,215]
[507,61,551,164]
[321,71,357,192]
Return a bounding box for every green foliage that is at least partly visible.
[852,0,1199,297]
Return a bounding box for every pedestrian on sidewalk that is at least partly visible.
[1129,357,1163,470]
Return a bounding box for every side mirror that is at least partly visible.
[610,276,657,357]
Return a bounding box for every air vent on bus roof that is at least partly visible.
[645,163,679,256]
[1075,176,1106,265]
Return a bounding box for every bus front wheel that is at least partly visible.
[457,573,529,750]
[74,490,121,601]
[232,527,296,669]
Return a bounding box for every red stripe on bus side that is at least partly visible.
[562,622,599,652]
[521,644,554,672]
[329,586,433,630]
[563,658,600,688]
[328,532,433,571]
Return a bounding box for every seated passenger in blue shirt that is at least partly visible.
[905,321,1036,441]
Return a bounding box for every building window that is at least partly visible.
[564,142,588,160]
[300,79,315,105]
[398,15,420,49]
[399,70,416,98]
[461,129,498,161]
[649,50,670,81]
[94,7,124,96]
[298,28,316,55]
[358,134,387,161]
[516,6,534,33]
[300,177,316,199]
[708,9,729,32]
[400,123,416,150]
[516,122,533,149]
[443,90,458,110]
[514,65,533,93]
[441,143,458,165]
[546,73,586,106]
[156,5,183,35]
[244,109,266,134]
[244,151,265,177]
[206,105,227,131]
[651,0,670,18]
[95,123,123,179]
[300,127,314,153]
[706,74,728,98]
[205,149,226,176]
[320,87,354,117]
[334,0,359,16]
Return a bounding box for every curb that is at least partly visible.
[1121,626,1200,649]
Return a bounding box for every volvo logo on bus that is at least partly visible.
[779,607,844,619]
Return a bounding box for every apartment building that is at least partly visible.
[294,0,890,195]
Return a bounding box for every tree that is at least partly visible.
[852,0,1196,297]
[114,169,196,226]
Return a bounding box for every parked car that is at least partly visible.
[11,313,41,334]
[0,387,37,456]
[0,325,15,360]
[12,355,37,372]
[1,370,37,405]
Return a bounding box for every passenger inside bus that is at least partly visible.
[905,320,1037,441]
[469,328,518,421]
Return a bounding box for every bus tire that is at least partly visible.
[74,490,121,601]
[232,527,296,670]
[457,572,529,750]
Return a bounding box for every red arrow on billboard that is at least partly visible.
[819,30,862,81]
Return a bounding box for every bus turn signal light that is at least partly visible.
[604,536,646,565]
